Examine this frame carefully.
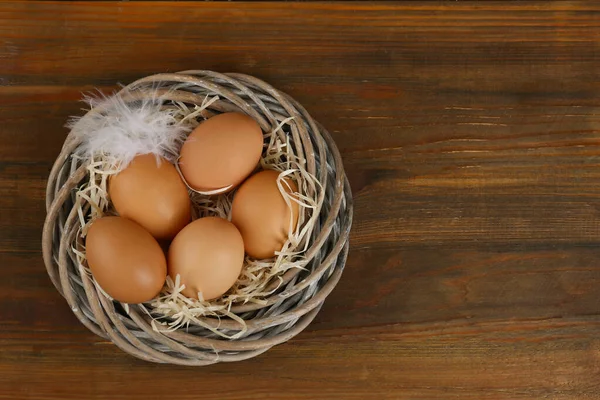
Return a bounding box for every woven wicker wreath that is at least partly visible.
[42,71,353,365]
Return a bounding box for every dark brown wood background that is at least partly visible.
[2,1,600,399]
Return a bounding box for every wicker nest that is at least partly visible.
[42,71,353,365]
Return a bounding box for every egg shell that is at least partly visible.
[178,112,263,193]
[231,169,299,259]
[86,216,167,303]
[168,217,244,301]
[109,154,191,240]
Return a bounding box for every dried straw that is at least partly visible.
[71,90,321,338]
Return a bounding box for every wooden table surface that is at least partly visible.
[3,1,600,399]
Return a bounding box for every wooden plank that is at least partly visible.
[2,317,600,399]
[1,1,600,399]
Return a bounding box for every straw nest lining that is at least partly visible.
[42,71,353,365]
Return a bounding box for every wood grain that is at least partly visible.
[2,1,600,399]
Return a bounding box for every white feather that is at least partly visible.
[67,89,192,169]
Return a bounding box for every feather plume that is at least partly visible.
[67,89,192,168]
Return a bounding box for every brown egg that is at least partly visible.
[86,216,167,303]
[168,217,244,301]
[231,170,299,259]
[109,154,191,240]
[178,112,263,193]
